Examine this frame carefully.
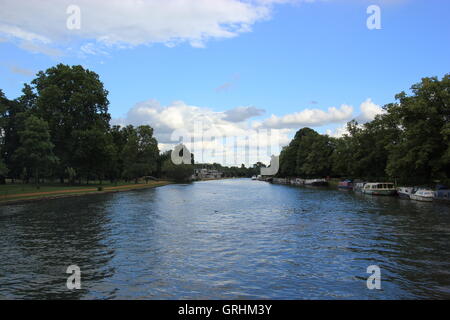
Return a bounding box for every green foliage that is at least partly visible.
[0,158,8,177]
[1,67,449,187]
[161,158,193,182]
[31,64,111,177]
[385,75,450,184]
[65,167,77,184]
[278,74,450,185]
[121,125,159,183]
[13,115,58,184]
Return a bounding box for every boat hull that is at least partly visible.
[410,195,433,202]
[362,189,397,196]
[338,181,353,190]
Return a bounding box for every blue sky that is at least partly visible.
[0,0,449,163]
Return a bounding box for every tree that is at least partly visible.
[161,158,193,182]
[386,75,450,184]
[13,115,58,185]
[121,125,159,183]
[30,64,110,181]
[72,128,115,184]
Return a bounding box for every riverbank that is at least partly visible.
[0,181,172,206]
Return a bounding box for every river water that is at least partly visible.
[0,179,449,299]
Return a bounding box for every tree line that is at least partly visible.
[194,162,266,178]
[0,64,193,184]
[278,74,450,186]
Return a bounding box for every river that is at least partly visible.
[0,178,449,299]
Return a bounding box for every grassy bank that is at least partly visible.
[0,180,172,205]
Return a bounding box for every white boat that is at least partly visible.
[251,175,257,180]
[410,189,434,202]
[362,182,397,196]
[304,179,328,186]
[397,187,415,199]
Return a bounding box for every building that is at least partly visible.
[192,168,223,180]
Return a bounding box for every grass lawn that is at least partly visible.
[0,180,171,203]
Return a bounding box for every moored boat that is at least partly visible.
[272,177,289,184]
[362,182,397,196]
[304,179,328,186]
[338,180,353,190]
[397,187,415,199]
[410,189,434,202]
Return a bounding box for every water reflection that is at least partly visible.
[0,179,449,299]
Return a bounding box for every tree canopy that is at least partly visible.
[278,74,450,186]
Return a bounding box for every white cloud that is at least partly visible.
[326,123,349,138]
[257,104,354,129]
[326,98,385,137]
[0,24,51,43]
[0,0,296,55]
[18,41,63,57]
[356,98,386,123]
[112,99,290,166]
[112,97,384,164]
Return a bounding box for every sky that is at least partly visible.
[0,0,449,165]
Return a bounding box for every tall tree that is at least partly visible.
[386,75,450,184]
[2,85,36,179]
[72,128,115,184]
[30,64,110,181]
[121,125,159,183]
[13,115,58,185]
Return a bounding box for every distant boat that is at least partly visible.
[397,187,415,199]
[338,180,353,190]
[410,189,434,202]
[362,183,397,196]
[434,189,450,202]
[304,179,328,186]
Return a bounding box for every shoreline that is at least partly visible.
[0,181,173,206]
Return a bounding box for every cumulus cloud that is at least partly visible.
[112,97,384,164]
[257,104,354,129]
[326,98,385,137]
[0,0,296,55]
[112,99,290,165]
[356,98,386,123]
[222,106,265,122]
[326,123,349,138]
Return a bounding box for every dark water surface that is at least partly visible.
[1,179,450,299]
